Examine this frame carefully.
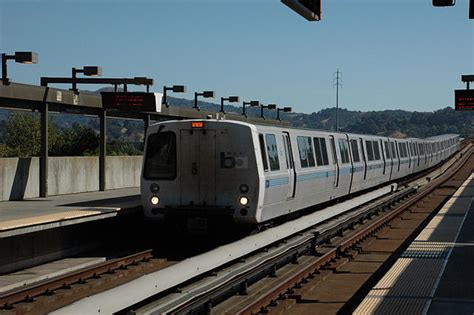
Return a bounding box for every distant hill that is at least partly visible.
[0,93,473,141]
[164,97,474,138]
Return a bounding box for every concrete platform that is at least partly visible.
[0,188,141,238]
[354,173,474,314]
[0,257,105,294]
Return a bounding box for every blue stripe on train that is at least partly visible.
[265,177,290,188]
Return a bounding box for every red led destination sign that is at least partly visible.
[101,92,161,112]
[455,89,474,111]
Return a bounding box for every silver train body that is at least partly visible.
[141,120,460,224]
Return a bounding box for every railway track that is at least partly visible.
[1,141,471,314]
[219,151,473,315]
[0,250,171,314]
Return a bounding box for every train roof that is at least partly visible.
[150,119,458,142]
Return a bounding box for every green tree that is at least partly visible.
[5,112,41,157]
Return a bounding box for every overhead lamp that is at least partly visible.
[242,101,259,117]
[72,66,103,92]
[2,51,38,85]
[260,103,277,119]
[220,96,240,114]
[162,85,186,107]
[277,106,292,121]
[194,90,215,110]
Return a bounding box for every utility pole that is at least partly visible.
[333,69,342,131]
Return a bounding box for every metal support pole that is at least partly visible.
[220,98,226,114]
[334,69,342,132]
[144,114,151,139]
[40,103,49,197]
[99,110,106,191]
[194,92,200,110]
[71,68,77,92]
[260,106,264,119]
[1,54,8,85]
[163,87,169,107]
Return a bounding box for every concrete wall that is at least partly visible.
[0,157,40,201]
[0,156,143,201]
[105,156,142,190]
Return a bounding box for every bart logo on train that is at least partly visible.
[220,152,248,169]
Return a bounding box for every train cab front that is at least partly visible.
[141,120,260,231]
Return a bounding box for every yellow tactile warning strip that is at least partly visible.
[354,173,474,315]
[401,241,451,259]
[0,209,117,231]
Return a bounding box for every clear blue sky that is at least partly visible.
[1,0,473,113]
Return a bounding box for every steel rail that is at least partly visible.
[0,249,153,309]
[144,187,416,314]
[237,145,473,314]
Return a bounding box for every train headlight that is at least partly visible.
[151,196,160,205]
[239,196,249,206]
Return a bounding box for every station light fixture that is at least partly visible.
[162,85,186,107]
[72,66,103,92]
[194,90,215,110]
[220,96,240,114]
[242,100,260,117]
[277,106,292,121]
[260,103,277,119]
[2,51,38,85]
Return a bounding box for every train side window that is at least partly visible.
[338,139,350,164]
[350,140,360,163]
[320,138,329,165]
[391,142,397,158]
[365,140,374,161]
[384,141,391,159]
[306,137,316,167]
[265,134,280,171]
[144,131,177,180]
[297,136,309,168]
[282,135,289,169]
[259,134,269,171]
[313,137,329,166]
[372,141,381,160]
[313,137,323,166]
[360,139,366,162]
[330,137,338,165]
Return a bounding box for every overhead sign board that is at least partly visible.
[454,89,474,110]
[281,0,321,21]
[101,92,162,112]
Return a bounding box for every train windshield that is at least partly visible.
[144,131,177,180]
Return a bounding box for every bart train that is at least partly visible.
[141,119,459,224]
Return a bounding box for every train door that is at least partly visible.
[330,135,339,187]
[407,142,412,169]
[179,129,216,206]
[394,141,401,172]
[282,132,296,199]
[380,139,386,175]
[360,138,367,180]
